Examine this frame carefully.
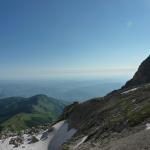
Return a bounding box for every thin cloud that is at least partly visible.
[127,21,134,28]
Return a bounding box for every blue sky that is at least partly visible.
[0,0,150,80]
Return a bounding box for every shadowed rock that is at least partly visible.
[122,55,150,89]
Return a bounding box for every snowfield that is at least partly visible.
[0,120,76,150]
[146,123,150,130]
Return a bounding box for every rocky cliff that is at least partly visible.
[123,55,150,89]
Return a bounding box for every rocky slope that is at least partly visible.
[0,120,76,150]
[58,55,150,150]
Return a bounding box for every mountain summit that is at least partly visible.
[123,55,150,89]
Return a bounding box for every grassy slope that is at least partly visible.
[0,95,66,131]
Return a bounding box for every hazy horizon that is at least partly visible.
[0,79,124,101]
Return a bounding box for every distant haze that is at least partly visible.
[0,79,124,101]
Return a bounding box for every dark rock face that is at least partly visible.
[123,55,150,89]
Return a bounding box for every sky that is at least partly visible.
[0,0,150,80]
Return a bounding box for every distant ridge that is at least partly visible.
[0,94,66,131]
[122,55,150,89]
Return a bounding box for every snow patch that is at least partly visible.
[146,123,150,130]
[74,136,88,149]
[48,121,76,150]
[121,88,138,94]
